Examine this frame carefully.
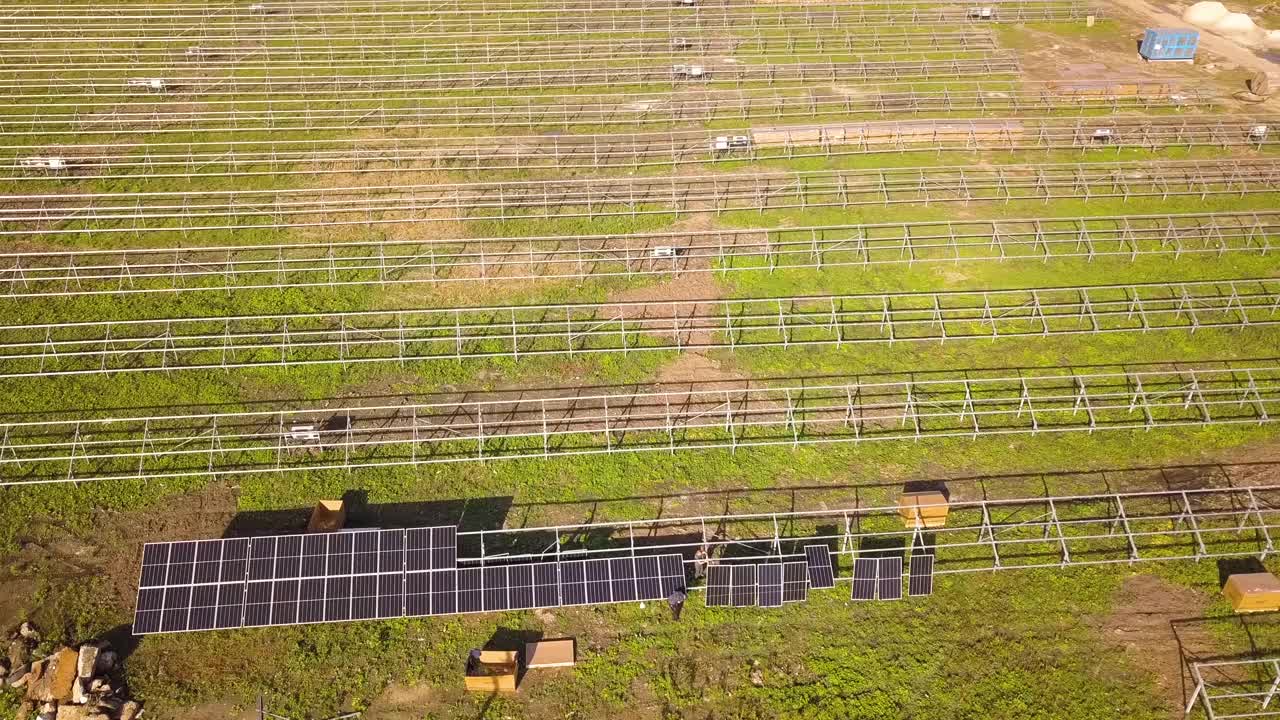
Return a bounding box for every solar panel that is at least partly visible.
[877,557,903,601]
[634,555,663,601]
[730,565,757,607]
[782,561,808,603]
[908,554,935,597]
[804,545,835,589]
[559,560,588,606]
[430,569,457,616]
[658,554,686,596]
[509,564,535,610]
[758,565,783,608]
[705,565,731,607]
[134,532,682,633]
[533,562,560,607]
[458,568,483,613]
[610,557,637,603]
[482,566,509,612]
[851,558,876,601]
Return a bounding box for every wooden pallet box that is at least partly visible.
[898,491,949,529]
[1224,572,1280,613]
[464,650,519,693]
[525,638,576,669]
[306,500,346,533]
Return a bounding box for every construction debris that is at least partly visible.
[0,623,141,720]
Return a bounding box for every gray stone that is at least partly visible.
[36,702,56,720]
[74,646,97,680]
[118,701,141,720]
[54,705,92,720]
[92,697,122,714]
[15,701,33,720]
[8,663,32,688]
[18,622,40,642]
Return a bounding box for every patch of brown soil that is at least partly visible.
[0,485,239,624]
[654,352,743,385]
[363,682,437,720]
[168,701,257,720]
[1095,574,1215,716]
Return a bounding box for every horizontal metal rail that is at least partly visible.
[0,57,1021,100]
[4,279,1276,378]
[2,0,1094,21]
[0,29,999,71]
[1,212,1275,299]
[4,160,1277,240]
[0,85,1207,137]
[0,6,1098,43]
[446,480,1280,574]
[1188,658,1280,720]
[0,361,1273,486]
[7,116,1272,181]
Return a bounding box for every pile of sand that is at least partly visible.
[1182,1,1277,48]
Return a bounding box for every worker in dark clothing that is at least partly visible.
[667,588,687,620]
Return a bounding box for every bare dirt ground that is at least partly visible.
[1094,574,1215,719]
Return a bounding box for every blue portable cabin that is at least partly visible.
[1139,28,1199,62]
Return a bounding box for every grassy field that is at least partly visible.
[1,4,1279,719]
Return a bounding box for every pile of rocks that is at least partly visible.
[1,623,141,720]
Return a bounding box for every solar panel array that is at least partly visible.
[705,561,805,608]
[135,526,685,635]
[851,555,906,601]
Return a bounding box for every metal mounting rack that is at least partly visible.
[1,361,1274,486]
[1,211,1271,299]
[5,278,1278,378]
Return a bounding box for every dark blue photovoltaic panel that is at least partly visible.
[301,535,327,578]
[377,573,403,618]
[458,568,483,613]
[610,558,637,603]
[431,526,457,570]
[431,569,457,616]
[533,563,559,608]
[135,532,695,634]
[908,554,934,597]
[585,559,611,604]
[244,581,273,627]
[248,537,277,582]
[406,528,432,572]
[193,540,222,585]
[405,572,431,617]
[729,565,756,608]
[509,564,534,610]
[705,565,730,607]
[139,543,170,588]
[324,576,352,621]
[804,546,834,589]
[298,578,325,624]
[877,557,903,601]
[133,588,164,634]
[351,574,379,620]
[851,558,876,601]
[274,536,302,580]
[782,561,807,603]
[378,530,405,573]
[326,532,354,577]
[658,554,686,596]
[482,566,509,612]
[272,579,300,625]
[352,531,379,575]
[188,584,218,631]
[165,542,197,587]
[215,582,244,629]
[560,560,587,606]
[758,565,783,608]
[635,556,662,600]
